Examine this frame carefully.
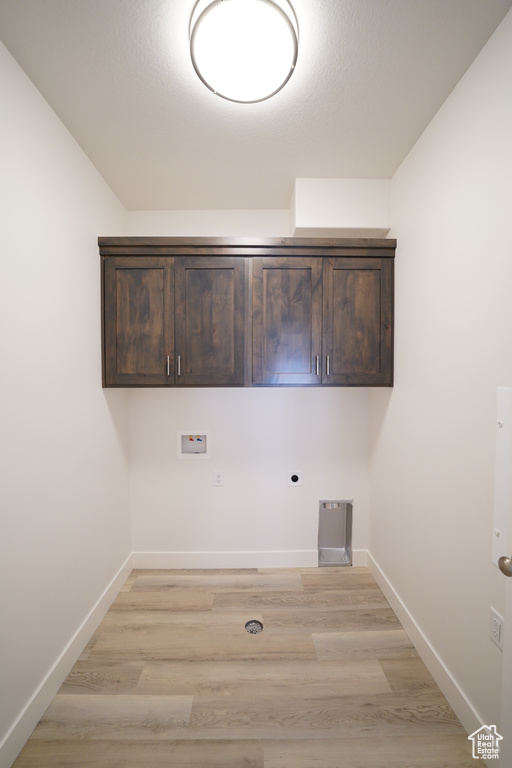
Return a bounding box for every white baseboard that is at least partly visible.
[367,551,483,735]
[132,549,368,570]
[132,550,319,569]
[0,553,133,768]
[351,549,367,567]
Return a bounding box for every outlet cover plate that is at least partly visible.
[490,607,504,651]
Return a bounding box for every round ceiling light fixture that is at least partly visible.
[190,0,298,104]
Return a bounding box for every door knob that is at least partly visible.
[498,556,512,577]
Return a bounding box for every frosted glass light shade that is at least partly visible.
[190,0,298,103]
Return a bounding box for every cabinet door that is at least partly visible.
[174,257,245,386]
[323,257,393,386]
[103,257,174,386]
[253,257,323,385]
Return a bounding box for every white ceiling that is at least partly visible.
[1,0,511,211]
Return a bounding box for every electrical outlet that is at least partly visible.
[489,607,504,650]
[214,470,224,487]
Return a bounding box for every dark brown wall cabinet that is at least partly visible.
[100,237,395,388]
[175,257,245,386]
[322,258,393,386]
[103,257,174,387]
[252,257,323,385]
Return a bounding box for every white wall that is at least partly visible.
[0,42,131,765]
[126,209,290,237]
[370,9,512,730]
[129,387,370,567]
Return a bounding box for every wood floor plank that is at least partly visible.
[30,695,193,741]
[89,623,317,662]
[14,740,264,767]
[212,588,387,611]
[98,609,264,629]
[313,629,418,660]
[58,661,144,694]
[301,570,379,590]
[186,690,465,740]
[111,589,214,615]
[260,607,401,633]
[134,659,392,698]
[131,573,304,592]
[132,568,259,576]
[379,656,442,693]
[263,735,475,767]
[111,589,214,611]
[263,566,369,577]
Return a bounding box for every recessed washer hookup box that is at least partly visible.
[177,431,210,458]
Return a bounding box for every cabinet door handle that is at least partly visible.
[326,355,330,376]
[315,355,319,376]
[166,355,170,377]
[177,355,181,377]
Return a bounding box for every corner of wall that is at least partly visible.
[0,554,133,768]
[367,552,484,735]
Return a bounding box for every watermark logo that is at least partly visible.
[468,725,503,760]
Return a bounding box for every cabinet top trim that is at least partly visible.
[99,236,396,258]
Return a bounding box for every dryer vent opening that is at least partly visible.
[318,500,353,567]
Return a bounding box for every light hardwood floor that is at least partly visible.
[14,567,475,767]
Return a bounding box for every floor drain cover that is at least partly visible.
[245,620,263,634]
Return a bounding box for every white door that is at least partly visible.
[492,388,512,762]
[488,387,512,768]
[499,529,512,762]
